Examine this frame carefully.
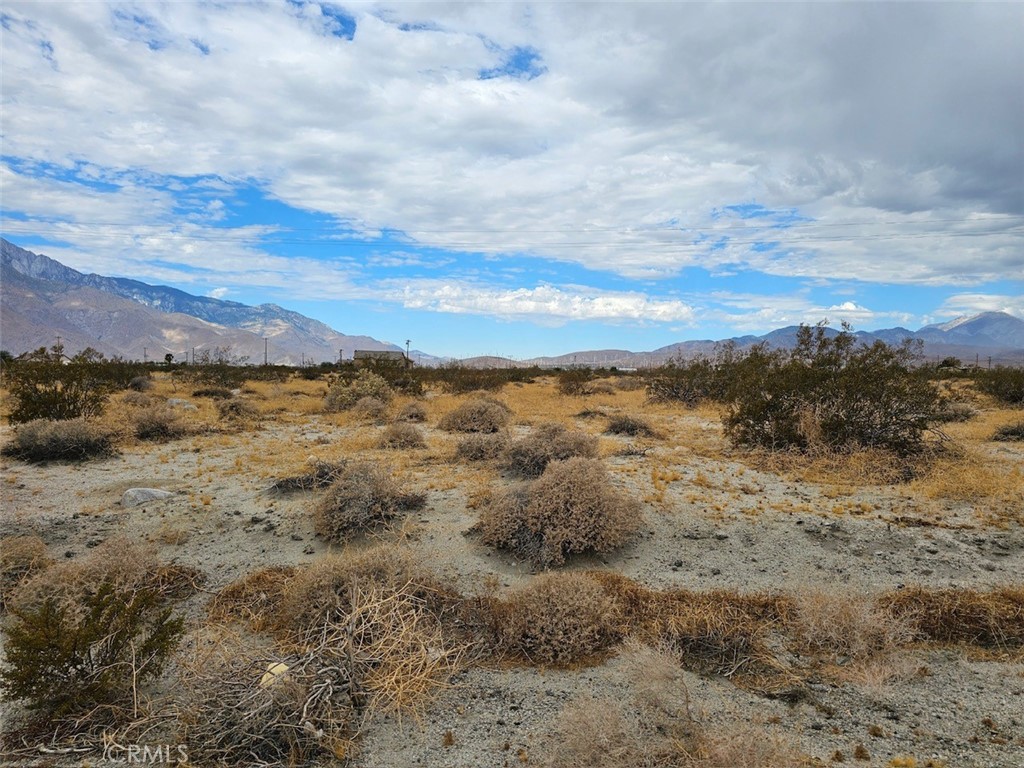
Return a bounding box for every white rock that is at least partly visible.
[122,488,176,507]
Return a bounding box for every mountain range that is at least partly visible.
[1,237,1022,367]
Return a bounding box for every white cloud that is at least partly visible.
[935,294,1024,319]
[395,281,695,325]
[207,287,230,299]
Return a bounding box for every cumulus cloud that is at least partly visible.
[1,1,1021,335]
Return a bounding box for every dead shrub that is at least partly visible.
[586,380,617,396]
[208,565,297,631]
[2,418,116,462]
[503,423,598,477]
[0,536,52,611]
[133,406,188,441]
[396,401,427,422]
[479,458,641,567]
[270,459,348,493]
[614,376,645,391]
[352,395,388,421]
[606,414,658,437]
[192,386,233,399]
[790,590,915,662]
[324,370,393,412]
[882,586,1024,649]
[216,396,261,423]
[313,462,427,543]
[541,695,644,768]
[178,631,356,766]
[455,433,509,462]
[682,722,804,768]
[491,572,620,665]
[438,397,511,433]
[379,422,427,450]
[127,375,152,392]
[993,422,1024,442]
[122,391,153,407]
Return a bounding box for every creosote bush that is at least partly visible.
[0,539,196,738]
[503,422,598,477]
[491,572,620,665]
[379,422,427,449]
[975,366,1024,406]
[479,457,641,567]
[723,325,942,457]
[4,360,116,423]
[2,418,116,462]
[313,461,426,542]
[324,370,393,412]
[438,397,512,433]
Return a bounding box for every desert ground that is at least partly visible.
[1,370,1022,767]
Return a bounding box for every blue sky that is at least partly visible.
[1,2,1022,359]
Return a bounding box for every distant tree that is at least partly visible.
[71,347,106,364]
[164,353,174,365]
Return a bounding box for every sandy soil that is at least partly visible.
[1,377,1022,767]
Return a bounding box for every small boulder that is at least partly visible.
[122,488,176,507]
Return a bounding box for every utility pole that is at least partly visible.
[263,337,268,366]
[405,339,411,367]
[143,347,148,363]
[338,349,344,364]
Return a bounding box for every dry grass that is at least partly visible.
[541,695,644,768]
[313,461,427,543]
[790,590,915,662]
[395,401,428,423]
[209,564,297,631]
[489,572,621,666]
[882,586,1024,650]
[0,535,52,610]
[478,457,642,567]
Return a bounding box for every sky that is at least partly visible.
[1,1,1022,359]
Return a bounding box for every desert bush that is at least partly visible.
[993,422,1024,441]
[192,385,233,399]
[455,433,509,462]
[216,396,261,423]
[351,395,388,420]
[541,696,644,768]
[179,637,353,767]
[789,590,914,662]
[379,422,427,449]
[975,366,1024,406]
[396,401,427,422]
[122,391,153,407]
[2,418,116,461]
[586,379,617,395]
[646,355,733,407]
[503,423,598,477]
[426,363,534,394]
[479,457,641,567]
[313,462,426,542]
[438,397,511,433]
[208,565,296,631]
[491,572,620,665]
[932,399,978,423]
[606,414,657,437]
[1,540,192,737]
[127,375,152,392]
[270,459,348,493]
[723,325,942,456]
[5,360,115,423]
[324,370,393,412]
[613,375,645,391]
[557,368,593,396]
[133,406,188,441]
[882,586,1024,649]
[0,536,52,611]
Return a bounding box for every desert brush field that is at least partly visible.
[1,350,1023,768]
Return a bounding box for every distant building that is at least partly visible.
[353,350,410,368]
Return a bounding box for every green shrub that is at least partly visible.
[324,370,393,412]
[2,418,116,461]
[975,367,1024,406]
[503,423,598,477]
[313,462,426,542]
[479,457,641,567]
[645,354,733,407]
[723,325,941,456]
[438,397,511,433]
[5,361,115,423]
[491,572,620,665]
[557,369,593,396]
